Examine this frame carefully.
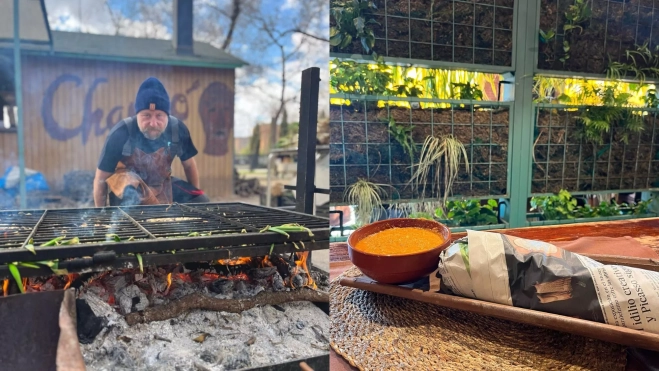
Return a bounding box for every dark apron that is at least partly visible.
[106,116,180,206]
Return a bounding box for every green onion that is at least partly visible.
[41,236,66,247]
[136,254,143,273]
[269,244,275,255]
[61,237,80,245]
[106,234,121,242]
[24,244,36,255]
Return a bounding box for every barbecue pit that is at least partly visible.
[0,201,330,370]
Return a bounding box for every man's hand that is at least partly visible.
[181,158,200,189]
[93,169,113,207]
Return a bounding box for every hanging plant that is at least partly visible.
[387,116,415,157]
[607,43,659,82]
[344,179,390,227]
[576,85,644,145]
[451,82,484,100]
[330,0,379,56]
[409,135,470,214]
[330,57,392,96]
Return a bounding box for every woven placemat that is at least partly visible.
[330,266,628,371]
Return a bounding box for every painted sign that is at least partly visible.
[40,74,233,156]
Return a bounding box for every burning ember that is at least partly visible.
[217,257,253,266]
[1,273,80,296]
[0,253,330,370]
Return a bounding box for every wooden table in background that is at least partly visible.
[329,217,659,371]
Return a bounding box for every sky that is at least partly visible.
[42,0,329,138]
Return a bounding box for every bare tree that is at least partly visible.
[244,0,328,149]
[201,0,243,50]
[105,1,123,35]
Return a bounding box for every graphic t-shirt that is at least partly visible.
[97,117,198,173]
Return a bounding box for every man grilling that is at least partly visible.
[93,77,210,207]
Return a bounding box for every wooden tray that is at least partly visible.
[340,270,659,352]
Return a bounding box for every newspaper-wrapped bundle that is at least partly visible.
[437,230,659,334]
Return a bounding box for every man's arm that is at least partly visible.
[93,169,113,207]
[181,158,200,189]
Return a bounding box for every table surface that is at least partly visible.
[329,217,659,371]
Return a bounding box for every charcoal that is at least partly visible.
[272,273,285,291]
[296,320,305,330]
[199,350,217,364]
[209,279,234,295]
[106,345,136,369]
[223,348,251,370]
[250,266,277,279]
[117,285,149,315]
[76,299,106,344]
[311,270,329,288]
[292,274,306,288]
[234,280,248,293]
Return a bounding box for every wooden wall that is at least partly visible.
[0,55,235,199]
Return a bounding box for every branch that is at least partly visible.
[202,1,231,18]
[105,0,123,36]
[124,289,329,326]
[221,0,242,50]
[282,28,329,43]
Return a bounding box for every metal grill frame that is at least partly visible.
[0,202,329,277]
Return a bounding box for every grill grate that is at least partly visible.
[0,202,329,266]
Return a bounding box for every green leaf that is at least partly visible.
[8,263,24,293]
[339,34,353,48]
[353,17,365,34]
[330,27,340,37]
[361,37,371,53]
[330,33,343,46]
[483,215,499,224]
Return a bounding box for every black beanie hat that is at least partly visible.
[134,77,170,115]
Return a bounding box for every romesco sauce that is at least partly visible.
[354,227,444,255]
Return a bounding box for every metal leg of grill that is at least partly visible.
[295,67,320,216]
[296,67,321,268]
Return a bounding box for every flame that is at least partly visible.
[217,257,253,266]
[166,273,172,292]
[292,251,316,289]
[2,279,8,296]
[63,274,75,290]
[22,278,27,292]
[260,255,272,268]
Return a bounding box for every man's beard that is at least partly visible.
[141,128,164,140]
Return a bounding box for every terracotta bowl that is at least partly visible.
[347,218,452,284]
